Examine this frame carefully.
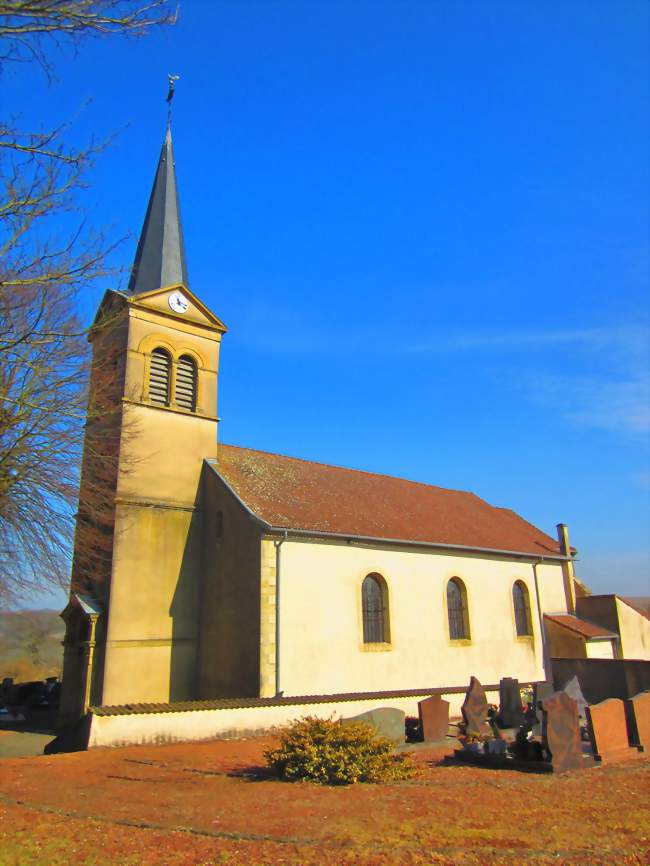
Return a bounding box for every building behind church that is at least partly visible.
[58,126,650,739]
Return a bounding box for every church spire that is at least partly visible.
[127,125,189,295]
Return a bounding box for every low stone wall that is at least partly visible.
[88,686,506,748]
[552,658,650,704]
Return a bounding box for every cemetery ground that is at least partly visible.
[0,737,649,866]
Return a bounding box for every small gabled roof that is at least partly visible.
[128,127,188,296]
[60,592,102,621]
[127,283,227,332]
[544,614,617,640]
[209,444,566,558]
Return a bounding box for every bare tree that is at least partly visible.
[0,283,128,605]
[0,1,174,605]
[0,285,85,603]
[0,1,176,75]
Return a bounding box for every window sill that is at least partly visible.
[448,638,472,647]
[516,634,534,643]
[124,397,215,422]
[360,642,393,653]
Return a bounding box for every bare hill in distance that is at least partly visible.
[0,610,64,682]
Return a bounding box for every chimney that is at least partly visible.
[556,523,577,613]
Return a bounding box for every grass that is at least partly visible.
[0,736,648,865]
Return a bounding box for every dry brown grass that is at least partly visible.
[0,736,648,865]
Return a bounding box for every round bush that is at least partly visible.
[264,715,417,786]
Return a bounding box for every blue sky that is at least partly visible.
[8,0,649,606]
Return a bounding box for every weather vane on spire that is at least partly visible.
[166,74,180,126]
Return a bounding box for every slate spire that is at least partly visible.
[127,126,189,295]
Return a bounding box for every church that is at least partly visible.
[59,125,637,739]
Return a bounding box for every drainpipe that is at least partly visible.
[273,532,288,697]
[531,559,551,682]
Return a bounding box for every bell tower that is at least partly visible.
[60,125,226,720]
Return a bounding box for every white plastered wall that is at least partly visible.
[585,639,615,660]
[616,598,650,660]
[275,539,568,697]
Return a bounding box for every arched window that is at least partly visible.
[362,574,389,643]
[447,578,470,640]
[175,355,197,412]
[149,347,171,406]
[513,580,532,636]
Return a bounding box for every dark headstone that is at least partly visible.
[461,677,491,738]
[341,707,405,743]
[533,681,555,727]
[586,698,643,763]
[563,676,588,719]
[418,695,450,743]
[498,677,524,728]
[535,681,555,702]
[624,691,650,752]
[541,691,584,773]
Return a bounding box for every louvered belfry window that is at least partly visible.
[362,574,388,643]
[149,347,171,405]
[176,355,197,411]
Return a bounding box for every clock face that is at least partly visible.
[168,291,189,314]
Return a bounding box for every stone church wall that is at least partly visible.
[271,538,564,697]
[101,499,204,704]
[196,464,263,698]
[615,597,650,661]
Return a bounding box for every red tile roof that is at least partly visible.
[212,444,565,557]
[620,597,650,622]
[544,614,617,640]
[93,679,545,716]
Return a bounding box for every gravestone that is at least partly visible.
[624,691,650,752]
[563,676,588,719]
[541,691,584,773]
[498,677,524,728]
[585,698,643,763]
[535,682,555,712]
[341,707,405,743]
[418,695,450,743]
[532,681,555,734]
[461,677,491,738]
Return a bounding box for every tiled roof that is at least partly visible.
[91,681,541,716]
[211,444,565,558]
[544,614,617,640]
[620,597,650,622]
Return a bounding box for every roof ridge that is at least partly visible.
[496,505,558,537]
[219,441,480,499]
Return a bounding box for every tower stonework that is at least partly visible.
[101,285,225,706]
[59,130,226,720]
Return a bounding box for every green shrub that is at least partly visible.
[264,715,417,786]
